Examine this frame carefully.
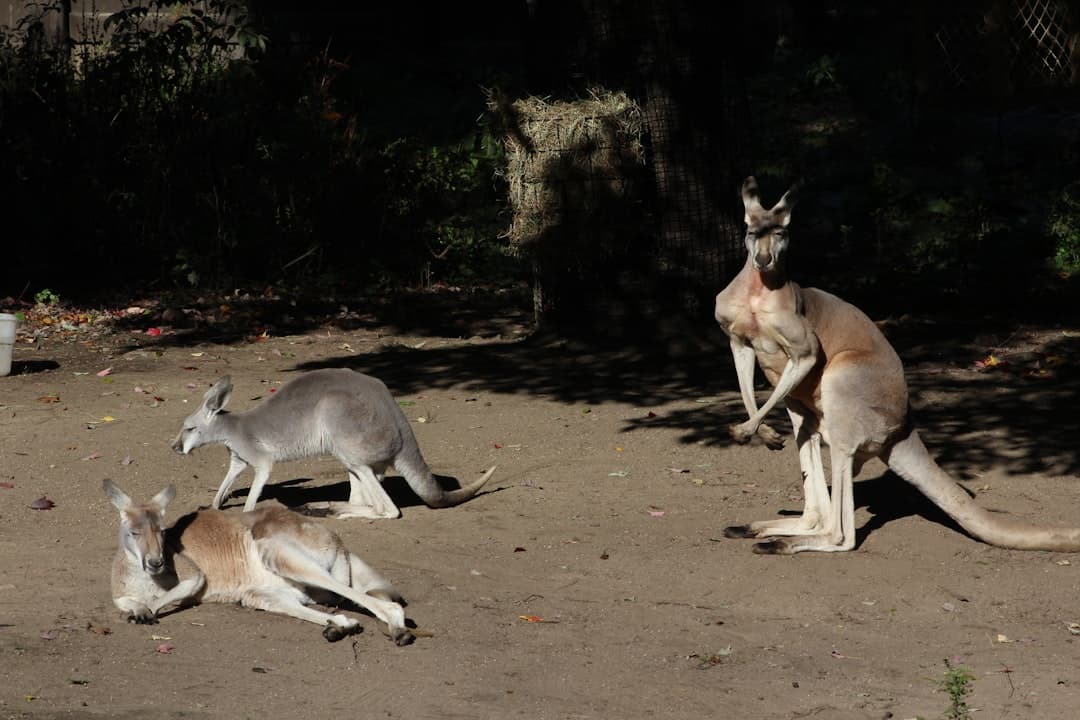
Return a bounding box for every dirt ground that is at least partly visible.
[3,295,1080,720]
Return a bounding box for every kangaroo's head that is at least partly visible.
[171,375,233,455]
[104,479,175,576]
[741,176,798,273]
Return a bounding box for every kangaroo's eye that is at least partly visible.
[129,531,141,537]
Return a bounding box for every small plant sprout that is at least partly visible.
[938,657,975,720]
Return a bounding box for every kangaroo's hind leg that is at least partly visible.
[241,585,362,642]
[301,465,401,520]
[749,357,897,554]
[724,405,832,539]
[257,536,412,645]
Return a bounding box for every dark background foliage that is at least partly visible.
[2,0,1079,325]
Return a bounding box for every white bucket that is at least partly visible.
[0,313,16,377]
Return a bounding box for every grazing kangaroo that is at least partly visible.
[713,176,1080,554]
[171,369,496,518]
[104,479,414,644]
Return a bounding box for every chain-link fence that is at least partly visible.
[932,0,1080,92]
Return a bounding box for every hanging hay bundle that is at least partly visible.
[490,88,645,256]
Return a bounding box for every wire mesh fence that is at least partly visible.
[931,0,1079,92]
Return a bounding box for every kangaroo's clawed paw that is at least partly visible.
[752,540,788,555]
[728,422,756,444]
[723,524,758,539]
[757,423,786,450]
[127,613,158,625]
[296,503,332,518]
[322,622,362,643]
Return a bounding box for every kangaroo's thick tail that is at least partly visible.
[396,448,496,509]
[885,430,1080,551]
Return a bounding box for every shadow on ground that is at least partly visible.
[294,314,1080,478]
[107,287,532,351]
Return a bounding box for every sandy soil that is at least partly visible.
[3,299,1080,720]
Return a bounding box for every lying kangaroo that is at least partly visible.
[714,176,1080,553]
[171,369,496,518]
[104,479,414,644]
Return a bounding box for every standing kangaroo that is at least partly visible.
[714,176,1080,553]
[171,369,496,518]
[103,479,414,644]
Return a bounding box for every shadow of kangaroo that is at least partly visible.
[714,176,1080,554]
[103,479,414,645]
[171,369,496,519]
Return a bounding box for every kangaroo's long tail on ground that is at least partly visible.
[884,430,1080,552]
[398,456,497,508]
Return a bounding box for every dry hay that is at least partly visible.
[490,88,644,253]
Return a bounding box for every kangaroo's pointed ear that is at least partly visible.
[772,184,800,227]
[203,375,233,417]
[103,479,131,512]
[151,485,176,514]
[741,176,762,224]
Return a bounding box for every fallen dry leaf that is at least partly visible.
[648,510,666,518]
[155,642,175,654]
[96,367,113,377]
[80,451,102,461]
[0,482,13,489]
[29,496,56,510]
[37,395,60,404]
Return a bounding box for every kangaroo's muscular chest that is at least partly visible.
[715,270,822,403]
[715,271,793,358]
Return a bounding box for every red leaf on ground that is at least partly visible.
[0,482,13,489]
[155,642,175,654]
[145,327,162,337]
